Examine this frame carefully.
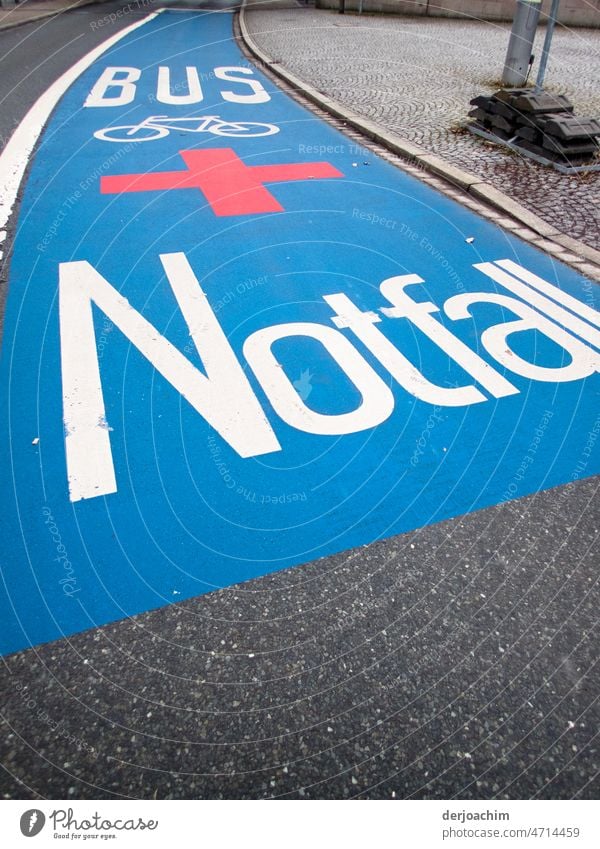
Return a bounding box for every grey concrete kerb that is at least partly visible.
[238,3,600,283]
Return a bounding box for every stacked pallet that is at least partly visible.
[468,89,600,165]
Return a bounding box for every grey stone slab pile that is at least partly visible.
[469,89,600,165]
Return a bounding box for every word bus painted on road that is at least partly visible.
[84,65,271,107]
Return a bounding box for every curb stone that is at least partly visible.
[237,2,600,284]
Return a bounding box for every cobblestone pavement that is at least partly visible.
[244,7,600,250]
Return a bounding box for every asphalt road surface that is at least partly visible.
[0,2,598,801]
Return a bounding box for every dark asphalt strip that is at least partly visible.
[1,477,598,800]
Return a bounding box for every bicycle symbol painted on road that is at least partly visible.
[94,115,280,143]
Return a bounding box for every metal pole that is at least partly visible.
[535,0,561,91]
[502,0,543,86]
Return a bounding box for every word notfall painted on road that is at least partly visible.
[58,253,599,503]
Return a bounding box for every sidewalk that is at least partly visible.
[243,6,600,252]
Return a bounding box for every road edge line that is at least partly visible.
[238,2,600,284]
[0,8,162,259]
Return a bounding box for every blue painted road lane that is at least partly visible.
[0,10,598,656]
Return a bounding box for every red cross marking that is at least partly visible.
[100,148,343,217]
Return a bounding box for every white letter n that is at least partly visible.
[59,252,280,502]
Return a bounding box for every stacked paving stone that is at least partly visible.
[469,89,600,165]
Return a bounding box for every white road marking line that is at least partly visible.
[494,258,600,329]
[475,261,600,352]
[0,10,162,260]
